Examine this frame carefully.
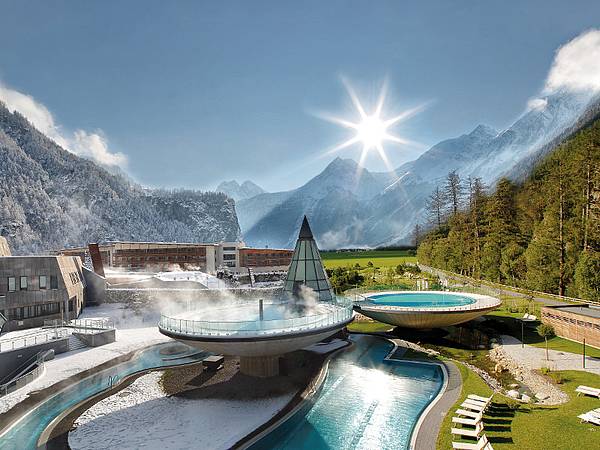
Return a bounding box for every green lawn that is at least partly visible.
[438,365,600,449]
[485,304,600,359]
[347,320,393,333]
[321,249,417,269]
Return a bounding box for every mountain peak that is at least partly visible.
[469,124,497,138]
[216,179,265,201]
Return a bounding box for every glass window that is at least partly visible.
[39,275,47,289]
[50,275,58,289]
[8,277,16,292]
[20,276,28,290]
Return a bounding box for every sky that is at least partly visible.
[1,1,600,192]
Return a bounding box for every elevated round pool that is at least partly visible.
[354,291,501,329]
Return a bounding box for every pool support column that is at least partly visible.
[240,355,280,377]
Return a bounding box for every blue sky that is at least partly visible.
[1,1,599,191]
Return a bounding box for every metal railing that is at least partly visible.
[0,329,69,353]
[352,291,502,312]
[419,264,600,306]
[0,351,47,397]
[68,318,114,330]
[159,305,353,338]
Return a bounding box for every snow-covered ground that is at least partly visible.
[0,303,168,415]
[69,371,293,450]
[155,270,227,289]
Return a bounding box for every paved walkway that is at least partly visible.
[414,361,461,450]
[500,335,600,376]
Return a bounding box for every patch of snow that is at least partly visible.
[69,371,293,450]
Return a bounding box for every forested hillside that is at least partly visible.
[417,119,600,300]
[0,102,241,254]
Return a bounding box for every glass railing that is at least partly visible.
[159,300,353,337]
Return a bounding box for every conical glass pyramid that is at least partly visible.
[283,216,333,301]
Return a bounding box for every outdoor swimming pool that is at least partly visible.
[368,292,475,308]
[0,343,208,450]
[249,335,444,450]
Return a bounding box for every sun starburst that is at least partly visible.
[319,79,425,172]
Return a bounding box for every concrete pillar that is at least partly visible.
[239,355,280,377]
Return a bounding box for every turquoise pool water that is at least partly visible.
[249,335,444,450]
[368,292,475,308]
[0,343,208,450]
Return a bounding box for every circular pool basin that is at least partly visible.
[354,291,501,329]
[158,298,354,357]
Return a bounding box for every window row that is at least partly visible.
[7,275,59,292]
[6,302,61,320]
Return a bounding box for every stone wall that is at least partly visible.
[542,306,600,348]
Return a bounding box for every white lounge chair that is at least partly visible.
[453,415,483,427]
[451,422,484,439]
[575,385,600,398]
[463,398,490,411]
[522,313,537,321]
[461,401,486,413]
[456,408,483,419]
[452,434,492,450]
[468,394,493,403]
[578,413,600,425]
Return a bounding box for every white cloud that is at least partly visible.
[544,29,600,94]
[526,97,548,111]
[0,83,127,168]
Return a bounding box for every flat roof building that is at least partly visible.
[542,304,600,349]
[0,256,85,332]
[60,241,293,275]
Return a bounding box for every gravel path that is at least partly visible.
[500,335,600,375]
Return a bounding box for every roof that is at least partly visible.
[298,215,314,239]
[553,305,600,320]
[283,216,333,302]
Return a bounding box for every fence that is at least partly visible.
[0,351,47,397]
[419,264,600,306]
[159,305,353,338]
[0,329,68,353]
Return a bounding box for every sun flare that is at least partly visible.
[319,79,425,171]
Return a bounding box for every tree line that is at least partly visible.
[417,119,600,300]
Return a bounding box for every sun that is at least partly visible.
[319,78,424,171]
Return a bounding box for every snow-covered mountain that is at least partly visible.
[241,90,600,249]
[216,180,265,201]
[0,102,241,254]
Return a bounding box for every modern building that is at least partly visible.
[541,304,600,349]
[158,216,353,377]
[0,256,85,332]
[60,241,293,274]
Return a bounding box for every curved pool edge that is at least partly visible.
[380,337,452,450]
[0,346,142,442]
[234,340,353,450]
[354,290,502,329]
[41,352,205,449]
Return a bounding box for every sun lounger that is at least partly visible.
[456,408,482,419]
[453,415,483,427]
[451,422,484,439]
[463,398,490,410]
[461,401,486,412]
[578,413,600,425]
[575,385,600,398]
[522,313,537,321]
[468,394,493,403]
[451,434,491,450]
[456,408,481,419]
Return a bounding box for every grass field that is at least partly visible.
[485,297,600,359]
[320,249,417,269]
[437,364,600,450]
[346,320,393,333]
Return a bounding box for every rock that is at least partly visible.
[509,383,520,389]
[521,394,531,403]
[507,390,520,399]
[535,393,549,401]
